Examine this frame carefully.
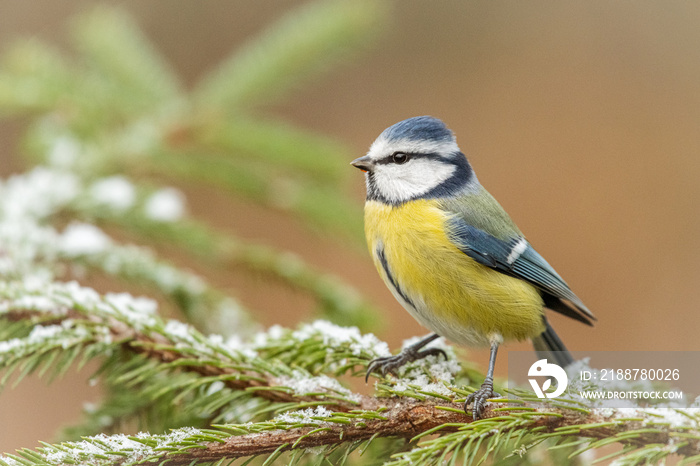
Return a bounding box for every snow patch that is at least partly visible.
[275,406,334,425]
[292,320,390,358]
[144,188,186,222]
[59,223,112,256]
[89,176,136,211]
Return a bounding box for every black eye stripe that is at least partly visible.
[373,152,450,165]
[364,148,474,205]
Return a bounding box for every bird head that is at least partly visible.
[351,116,476,205]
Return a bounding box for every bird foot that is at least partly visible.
[464,378,499,420]
[365,345,447,382]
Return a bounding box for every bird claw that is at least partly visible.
[464,379,499,420]
[365,346,448,382]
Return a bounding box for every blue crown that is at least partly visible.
[380,116,453,143]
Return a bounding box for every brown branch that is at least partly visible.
[5,309,700,465]
[4,308,360,408]
[183,399,463,462]
[114,322,363,409]
[135,399,700,465]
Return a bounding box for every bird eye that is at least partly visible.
[392,152,409,164]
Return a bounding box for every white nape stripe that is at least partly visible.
[367,137,460,161]
[506,238,528,264]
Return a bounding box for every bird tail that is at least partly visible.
[532,319,574,368]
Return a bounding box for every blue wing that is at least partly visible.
[446,216,596,326]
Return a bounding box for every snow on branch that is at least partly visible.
[2,284,700,465]
[0,280,373,406]
[1,3,700,465]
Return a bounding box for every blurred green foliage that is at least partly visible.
[0,5,695,466]
[0,0,388,332]
[0,2,384,238]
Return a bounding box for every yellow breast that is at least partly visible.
[364,199,545,346]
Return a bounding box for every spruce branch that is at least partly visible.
[200,117,351,185]
[2,378,699,465]
[0,0,380,238]
[57,222,255,336]
[0,39,73,112]
[72,187,377,329]
[70,5,183,111]
[194,0,386,111]
[0,164,376,332]
[3,3,698,465]
[2,286,700,465]
[0,0,381,328]
[109,404,700,465]
[0,282,382,412]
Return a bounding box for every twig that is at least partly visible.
[4,308,700,465]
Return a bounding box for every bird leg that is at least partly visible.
[465,343,501,419]
[365,333,447,382]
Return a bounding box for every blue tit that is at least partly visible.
[352,116,595,419]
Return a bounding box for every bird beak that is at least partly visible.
[351,155,374,172]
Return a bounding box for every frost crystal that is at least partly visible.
[59,223,112,256]
[103,292,158,329]
[35,427,208,465]
[164,320,196,345]
[219,333,258,359]
[379,336,462,398]
[144,187,186,221]
[164,319,192,339]
[292,320,390,357]
[253,324,286,347]
[275,406,334,425]
[611,407,700,428]
[0,168,79,221]
[89,176,136,211]
[0,321,89,357]
[274,371,360,402]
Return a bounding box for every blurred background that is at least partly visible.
[0,0,698,454]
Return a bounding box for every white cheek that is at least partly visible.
[373,159,455,203]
